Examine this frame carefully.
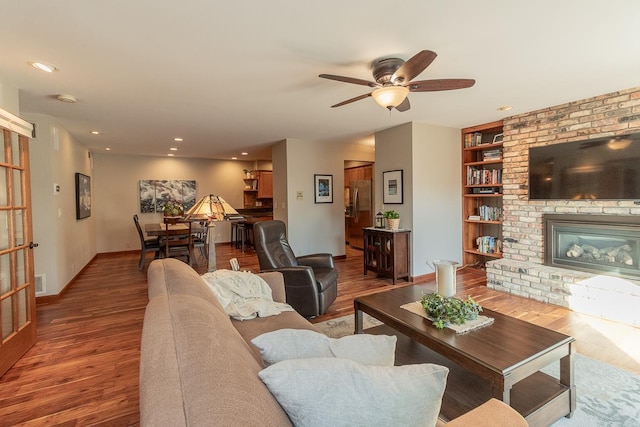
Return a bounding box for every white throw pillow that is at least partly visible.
[251,329,396,366]
[258,358,448,427]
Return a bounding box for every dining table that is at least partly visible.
[144,221,213,270]
[144,221,205,237]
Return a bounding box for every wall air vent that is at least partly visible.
[35,274,46,295]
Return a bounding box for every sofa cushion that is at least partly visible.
[152,293,292,426]
[259,358,448,427]
[251,328,396,366]
[232,311,319,363]
[148,258,221,307]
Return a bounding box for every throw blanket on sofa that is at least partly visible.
[202,269,294,320]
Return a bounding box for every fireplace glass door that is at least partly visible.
[546,217,640,279]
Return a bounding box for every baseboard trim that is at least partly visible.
[36,254,98,304]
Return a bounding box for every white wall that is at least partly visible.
[375,122,461,278]
[411,122,461,275]
[273,138,374,257]
[374,123,413,220]
[24,113,95,295]
[272,140,288,224]
[92,153,255,253]
[0,74,20,114]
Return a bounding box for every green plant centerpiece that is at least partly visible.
[420,293,483,329]
[383,210,400,219]
[163,200,184,217]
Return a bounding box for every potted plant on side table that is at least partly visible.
[384,210,400,230]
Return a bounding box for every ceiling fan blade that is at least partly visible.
[408,79,476,92]
[395,97,411,112]
[319,74,378,87]
[391,50,437,83]
[331,93,372,108]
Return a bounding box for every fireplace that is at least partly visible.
[544,214,640,279]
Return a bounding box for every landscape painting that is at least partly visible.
[139,180,197,213]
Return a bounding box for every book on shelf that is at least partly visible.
[475,235,502,254]
[478,205,502,221]
[464,132,484,147]
[482,148,502,161]
[466,166,503,185]
[468,215,481,221]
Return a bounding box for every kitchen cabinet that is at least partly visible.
[257,171,273,198]
[363,227,410,284]
[243,170,273,207]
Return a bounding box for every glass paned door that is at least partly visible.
[0,127,36,377]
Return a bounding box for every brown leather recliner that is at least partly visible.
[253,220,338,318]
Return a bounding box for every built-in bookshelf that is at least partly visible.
[461,120,504,267]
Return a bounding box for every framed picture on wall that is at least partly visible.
[314,174,333,203]
[75,173,92,219]
[382,169,403,204]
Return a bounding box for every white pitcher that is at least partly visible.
[429,260,459,297]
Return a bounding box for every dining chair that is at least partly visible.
[160,217,193,265]
[133,214,161,270]
[192,221,209,264]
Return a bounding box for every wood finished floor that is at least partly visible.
[0,244,638,425]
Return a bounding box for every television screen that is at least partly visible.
[528,133,640,200]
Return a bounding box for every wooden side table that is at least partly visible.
[363,227,411,284]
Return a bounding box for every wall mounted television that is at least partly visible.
[528,132,640,200]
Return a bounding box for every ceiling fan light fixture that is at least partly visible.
[371,86,409,110]
[29,61,58,73]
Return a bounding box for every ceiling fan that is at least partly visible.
[319,50,475,112]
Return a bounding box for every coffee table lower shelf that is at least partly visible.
[367,324,572,426]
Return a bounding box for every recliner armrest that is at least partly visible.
[443,399,527,426]
[261,266,318,295]
[296,253,335,270]
[262,266,320,317]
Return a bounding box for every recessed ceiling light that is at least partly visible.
[497,105,513,111]
[231,157,238,160]
[57,94,77,103]
[174,137,183,142]
[105,147,111,151]
[241,152,248,156]
[167,153,174,157]
[170,147,178,151]
[29,61,58,73]
[90,130,101,135]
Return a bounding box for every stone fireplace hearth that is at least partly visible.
[484,86,640,327]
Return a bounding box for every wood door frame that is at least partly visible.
[0,111,36,377]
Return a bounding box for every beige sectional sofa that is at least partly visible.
[139,258,527,426]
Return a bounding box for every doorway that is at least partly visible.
[344,162,374,250]
[0,119,36,377]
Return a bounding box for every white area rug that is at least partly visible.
[315,314,640,427]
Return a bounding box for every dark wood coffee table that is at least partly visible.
[354,285,575,427]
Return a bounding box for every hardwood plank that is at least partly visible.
[0,244,638,425]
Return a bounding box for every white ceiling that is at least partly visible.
[1,1,639,160]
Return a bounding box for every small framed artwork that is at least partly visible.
[382,169,403,204]
[314,174,333,203]
[75,173,92,219]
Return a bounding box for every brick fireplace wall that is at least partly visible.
[486,86,640,326]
